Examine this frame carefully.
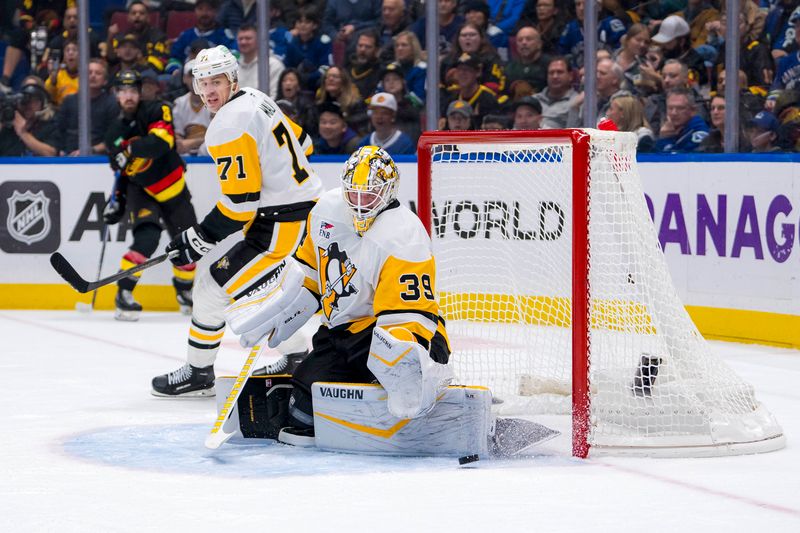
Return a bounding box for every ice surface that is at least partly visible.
[1,311,798,532]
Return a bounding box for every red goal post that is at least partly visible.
[416,129,784,458]
[419,129,592,457]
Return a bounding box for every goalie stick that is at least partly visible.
[205,335,272,450]
[50,250,177,293]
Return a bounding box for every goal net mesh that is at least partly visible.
[426,130,782,453]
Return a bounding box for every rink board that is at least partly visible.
[0,154,799,347]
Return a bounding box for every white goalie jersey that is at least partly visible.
[203,87,324,236]
[294,189,449,348]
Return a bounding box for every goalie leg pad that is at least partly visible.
[367,326,454,419]
[312,382,493,457]
[214,374,294,440]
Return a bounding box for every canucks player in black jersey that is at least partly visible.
[103,69,198,320]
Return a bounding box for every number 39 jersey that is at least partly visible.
[294,189,449,349]
[200,87,324,241]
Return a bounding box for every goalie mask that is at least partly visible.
[191,45,239,110]
[341,146,399,235]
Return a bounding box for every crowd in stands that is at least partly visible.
[1,0,800,158]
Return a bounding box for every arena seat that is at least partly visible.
[166,11,197,40]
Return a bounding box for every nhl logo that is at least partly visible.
[7,190,51,245]
[0,181,60,254]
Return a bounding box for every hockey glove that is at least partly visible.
[102,197,125,225]
[167,224,216,266]
[102,176,127,225]
[109,146,131,173]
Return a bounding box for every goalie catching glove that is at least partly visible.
[225,259,319,349]
[367,326,454,419]
[166,224,216,266]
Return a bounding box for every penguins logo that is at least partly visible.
[318,242,358,320]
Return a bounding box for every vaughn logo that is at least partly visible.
[0,181,60,253]
[319,386,364,400]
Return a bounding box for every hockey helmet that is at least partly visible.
[191,45,239,105]
[340,146,399,235]
[114,69,142,90]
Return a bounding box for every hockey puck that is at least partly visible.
[458,454,479,465]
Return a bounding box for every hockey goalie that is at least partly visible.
[222,146,558,458]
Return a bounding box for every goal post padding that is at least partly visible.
[417,129,785,458]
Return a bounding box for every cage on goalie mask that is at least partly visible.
[341,146,399,235]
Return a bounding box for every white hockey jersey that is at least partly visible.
[294,189,449,348]
[202,87,324,238]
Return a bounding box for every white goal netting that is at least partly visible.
[424,129,784,456]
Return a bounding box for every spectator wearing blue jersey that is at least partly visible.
[392,31,427,102]
[487,0,526,35]
[411,0,464,56]
[357,92,415,155]
[167,0,237,75]
[746,110,782,152]
[464,0,509,62]
[771,10,800,91]
[763,2,798,60]
[315,100,361,155]
[557,0,628,68]
[285,6,332,90]
[377,0,411,63]
[322,0,382,41]
[656,88,710,152]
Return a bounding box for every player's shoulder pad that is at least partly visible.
[365,204,432,263]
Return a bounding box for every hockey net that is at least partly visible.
[417,129,784,457]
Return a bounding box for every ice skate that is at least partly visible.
[114,289,142,321]
[176,289,193,316]
[151,363,215,397]
[277,426,316,447]
[252,350,309,376]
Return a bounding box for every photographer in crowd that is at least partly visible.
[0,76,59,157]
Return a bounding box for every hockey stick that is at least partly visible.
[51,249,178,294]
[205,335,271,450]
[76,172,121,312]
[75,224,111,313]
[91,224,111,307]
